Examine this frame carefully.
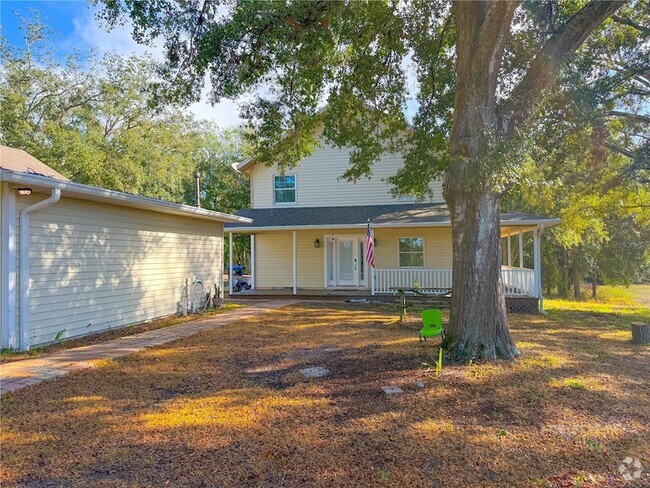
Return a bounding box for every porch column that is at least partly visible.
[228,232,233,295]
[250,234,255,290]
[519,232,524,268]
[507,235,512,267]
[370,228,375,296]
[533,225,544,313]
[292,230,297,295]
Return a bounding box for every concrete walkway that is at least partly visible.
[0,300,300,396]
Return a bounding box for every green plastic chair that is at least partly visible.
[420,309,445,343]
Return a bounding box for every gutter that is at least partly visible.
[19,189,61,351]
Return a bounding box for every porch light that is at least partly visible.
[314,239,320,248]
[17,188,32,196]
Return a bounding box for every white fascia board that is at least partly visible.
[0,170,252,224]
[225,218,560,234]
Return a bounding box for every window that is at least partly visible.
[274,175,296,204]
[399,237,424,267]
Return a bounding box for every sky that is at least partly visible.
[1,0,244,128]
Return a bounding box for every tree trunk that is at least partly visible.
[558,249,569,298]
[572,247,581,300]
[444,1,519,361]
[631,323,650,344]
[445,188,519,361]
[591,270,597,299]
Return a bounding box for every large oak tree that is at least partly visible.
[96,0,641,360]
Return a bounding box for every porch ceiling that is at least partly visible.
[224,203,560,233]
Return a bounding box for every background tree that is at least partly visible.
[94,0,647,360]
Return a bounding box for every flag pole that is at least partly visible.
[368,218,376,296]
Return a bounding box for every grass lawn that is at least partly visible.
[1,301,648,487]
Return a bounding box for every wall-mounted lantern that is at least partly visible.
[314,239,320,248]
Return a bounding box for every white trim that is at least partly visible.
[519,232,524,268]
[533,226,542,300]
[370,228,376,296]
[507,235,512,267]
[0,170,251,224]
[273,174,297,205]
[250,234,255,290]
[226,219,561,233]
[1,183,16,348]
[292,230,297,295]
[19,189,61,351]
[398,236,425,269]
[229,232,234,295]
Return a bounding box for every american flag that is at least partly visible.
[365,220,375,268]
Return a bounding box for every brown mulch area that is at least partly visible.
[0,303,245,364]
[1,303,648,487]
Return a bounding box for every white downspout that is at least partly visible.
[538,224,546,315]
[229,232,234,296]
[19,189,61,351]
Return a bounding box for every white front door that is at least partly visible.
[336,237,358,286]
[325,235,366,288]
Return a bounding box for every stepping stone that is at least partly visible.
[299,366,329,378]
[381,385,404,395]
[416,381,425,388]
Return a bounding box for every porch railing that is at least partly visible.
[373,268,453,295]
[373,267,536,297]
[501,266,536,297]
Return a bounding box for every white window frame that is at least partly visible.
[273,174,297,205]
[398,237,425,268]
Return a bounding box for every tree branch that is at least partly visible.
[498,0,626,137]
[611,14,650,34]
[608,110,650,124]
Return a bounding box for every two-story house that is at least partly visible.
[224,141,559,312]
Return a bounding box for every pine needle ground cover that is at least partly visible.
[1,302,648,487]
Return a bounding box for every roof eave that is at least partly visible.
[224,218,561,233]
[0,170,252,224]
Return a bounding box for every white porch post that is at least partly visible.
[1,183,16,349]
[533,225,544,313]
[507,235,512,267]
[370,227,376,296]
[250,234,255,290]
[519,232,524,268]
[292,230,297,295]
[228,232,233,295]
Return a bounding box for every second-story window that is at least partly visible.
[274,175,296,204]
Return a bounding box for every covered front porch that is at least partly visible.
[224,203,557,313]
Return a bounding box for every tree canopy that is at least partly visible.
[1,13,249,216]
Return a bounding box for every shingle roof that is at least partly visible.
[0,145,68,180]
[224,203,560,230]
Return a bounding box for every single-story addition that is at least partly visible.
[0,146,251,350]
[224,203,560,312]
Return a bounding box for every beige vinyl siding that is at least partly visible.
[13,194,223,347]
[253,230,326,290]
[249,144,444,208]
[296,231,325,289]
[373,227,453,269]
[254,232,293,289]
